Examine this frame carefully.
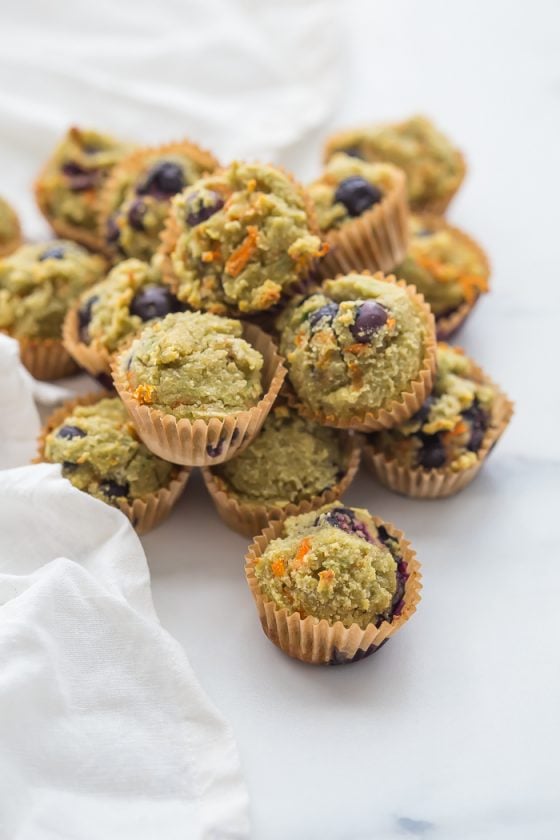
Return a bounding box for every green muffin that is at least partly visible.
[44,397,175,505]
[324,115,465,212]
[160,161,324,315]
[278,272,431,422]
[0,241,106,339]
[121,310,264,420]
[0,196,21,257]
[254,502,406,629]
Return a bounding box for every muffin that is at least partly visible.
[324,115,465,214]
[0,196,22,257]
[245,502,421,665]
[0,241,106,379]
[277,271,436,431]
[99,140,218,261]
[394,215,489,339]
[35,126,134,250]
[38,394,189,533]
[63,257,185,379]
[309,153,408,277]
[112,310,286,465]
[364,344,514,498]
[159,161,325,315]
[203,403,361,536]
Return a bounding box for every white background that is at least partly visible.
[3,1,560,838]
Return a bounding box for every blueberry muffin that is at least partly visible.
[100,140,218,261]
[35,126,134,249]
[324,115,465,213]
[0,196,22,257]
[0,241,106,340]
[159,161,325,315]
[277,272,435,429]
[394,215,489,338]
[245,501,421,664]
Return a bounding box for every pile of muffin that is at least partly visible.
[1,117,513,665]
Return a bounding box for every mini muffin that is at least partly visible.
[277,271,436,431]
[0,241,106,379]
[308,153,408,276]
[0,196,22,257]
[364,344,514,497]
[39,395,189,533]
[63,256,185,378]
[394,215,489,339]
[245,502,421,665]
[35,126,134,250]
[159,161,325,315]
[324,115,465,214]
[112,310,286,465]
[99,140,218,261]
[203,403,361,536]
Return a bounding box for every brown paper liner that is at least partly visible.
[62,305,113,378]
[363,361,514,498]
[1,329,79,380]
[286,273,437,432]
[35,392,190,534]
[201,432,362,538]
[112,322,287,467]
[98,138,220,257]
[159,162,323,316]
[317,165,409,279]
[245,516,422,665]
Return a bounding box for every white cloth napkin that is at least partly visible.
[0,337,250,839]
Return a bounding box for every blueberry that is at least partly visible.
[78,295,99,344]
[462,400,489,452]
[317,507,373,543]
[334,176,383,217]
[61,161,99,191]
[106,217,120,245]
[128,199,147,231]
[185,190,225,226]
[39,246,65,261]
[130,286,181,321]
[62,461,78,473]
[308,301,339,332]
[206,440,224,458]
[411,396,434,425]
[417,433,446,469]
[99,480,129,499]
[391,559,408,617]
[341,147,364,160]
[137,162,185,198]
[350,300,388,343]
[57,425,86,440]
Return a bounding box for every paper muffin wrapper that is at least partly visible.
[159,162,323,316]
[35,392,190,534]
[286,273,437,433]
[62,305,114,379]
[112,322,287,467]
[363,361,514,498]
[98,138,220,258]
[2,330,79,380]
[244,516,422,665]
[317,165,409,279]
[201,431,362,538]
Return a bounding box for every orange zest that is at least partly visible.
[347,342,369,355]
[202,249,221,263]
[458,274,488,303]
[294,538,311,566]
[133,384,154,405]
[271,558,286,578]
[225,225,259,277]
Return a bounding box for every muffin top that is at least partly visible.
[278,273,430,420]
[309,152,402,232]
[0,241,106,339]
[213,404,347,506]
[77,257,184,353]
[122,311,264,420]
[0,196,20,252]
[44,397,175,505]
[101,142,218,261]
[254,502,407,629]
[371,344,496,472]
[36,126,133,234]
[161,161,324,315]
[325,116,464,210]
[394,215,489,317]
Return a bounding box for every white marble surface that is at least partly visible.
[143,2,560,838]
